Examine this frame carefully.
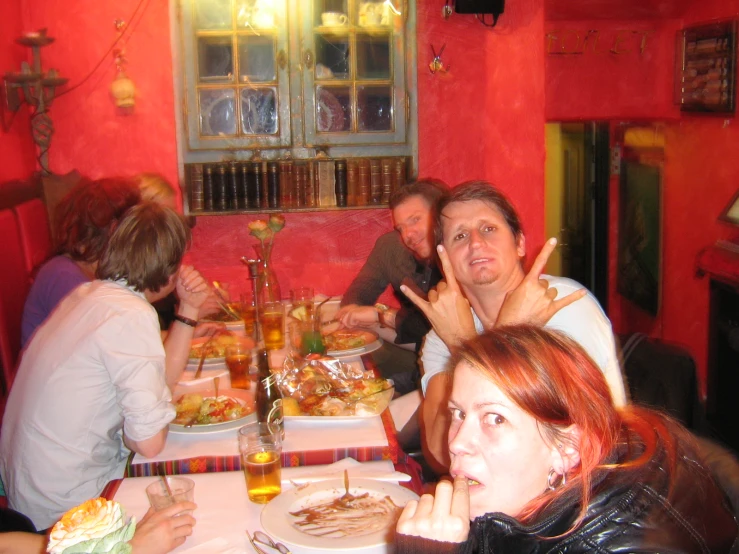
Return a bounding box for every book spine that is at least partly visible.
[394,157,407,191]
[203,165,214,211]
[306,161,317,207]
[294,162,307,207]
[267,161,280,208]
[317,160,336,207]
[358,159,370,206]
[346,159,358,206]
[189,164,204,212]
[253,161,264,209]
[215,165,228,211]
[334,159,348,207]
[244,163,256,209]
[381,158,393,204]
[369,159,382,204]
[229,162,240,210]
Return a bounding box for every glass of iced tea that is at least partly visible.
[238,422,282,504]
[260,302,285,350]
[225,340,252,390]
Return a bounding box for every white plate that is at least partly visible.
[178,367,229,388]
[327,338,383,359]
[169,388,256,434]
[261,478,418,554]
[186,356,226,368]
[284,412,380,422]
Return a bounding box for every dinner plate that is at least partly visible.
[169,388,256,434]
[261,479,418,554]
[327,338,383,359]
[178,367,229,387]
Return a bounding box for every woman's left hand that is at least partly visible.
[396,475,470,543]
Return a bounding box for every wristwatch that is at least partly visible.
[375,303,390,328]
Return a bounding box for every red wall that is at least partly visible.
[546,3,739,397]
[0,0,35,182]
[7,0,546,303]
[545,19,679,121]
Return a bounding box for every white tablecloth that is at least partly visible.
[113,460,398,553]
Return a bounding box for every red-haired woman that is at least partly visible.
[397,325,737,552]
[21,178,141,347]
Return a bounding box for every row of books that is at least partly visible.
[187,157,409,212]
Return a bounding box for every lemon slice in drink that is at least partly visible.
[290,305,309,321]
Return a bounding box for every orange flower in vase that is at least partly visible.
[248,214,286,304]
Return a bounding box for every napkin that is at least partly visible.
[285,457,410,484]
[179,537,241,554]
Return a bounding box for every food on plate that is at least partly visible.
[281,397,302,416]
[189,333,253,359]
[173,393,252,425]
[290,486,403,538]
[323,329,375,352]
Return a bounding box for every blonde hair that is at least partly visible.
[134,173,177,205]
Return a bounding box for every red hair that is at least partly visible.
[453,325,681,533]
[54,178,141,263]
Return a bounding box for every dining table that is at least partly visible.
[101,340,426,553]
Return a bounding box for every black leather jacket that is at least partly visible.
[397,444,738,554]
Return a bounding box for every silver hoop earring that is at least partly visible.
[547,468,566,491]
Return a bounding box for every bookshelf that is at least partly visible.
[184,155,411,217]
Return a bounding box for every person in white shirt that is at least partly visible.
[401,181,626,472]
[0,202,208,531]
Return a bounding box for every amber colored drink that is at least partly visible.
[243,449,281,503]
[226,353,251,389]
[241,305,256,339]
[261,311,285,350]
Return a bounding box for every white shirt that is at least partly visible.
[0,280,175,530]
[420,275,627,407]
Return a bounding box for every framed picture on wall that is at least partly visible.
[677,20,737,114]
[719,189,739,226]
[617,161,662,316]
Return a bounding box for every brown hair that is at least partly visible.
[453,325,681,533]
[54,178,141,263]
[134,172,177,205]
[96,202,191,292]
[435,180,523,246]
[388,178,450,210]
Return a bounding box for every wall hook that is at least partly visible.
[429,44,450,74]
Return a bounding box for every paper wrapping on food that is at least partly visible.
[274,355,393,417]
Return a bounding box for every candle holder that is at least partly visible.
[3,29,68,175]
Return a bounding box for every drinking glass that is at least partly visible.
[225,340,252,389]
[238,422,282,503]
[145,477,195,512]
[260,302,285,350]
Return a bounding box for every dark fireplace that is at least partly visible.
[699,243,739,453]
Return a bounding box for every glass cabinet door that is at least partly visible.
[181,0,291,150]
[301,0,408,146]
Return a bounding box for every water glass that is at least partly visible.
[145,477,195,512]
[238,422,282,504]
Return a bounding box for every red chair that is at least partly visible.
[0,208,31,395]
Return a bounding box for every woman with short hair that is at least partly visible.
[397,325,737,553]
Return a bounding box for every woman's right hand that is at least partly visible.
[396,475,470,543]
[129,502,197,554]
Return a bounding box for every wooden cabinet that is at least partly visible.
[175,0,416,169]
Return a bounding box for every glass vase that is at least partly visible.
[253,242,282,306]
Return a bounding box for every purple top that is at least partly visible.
[21,256,88,347]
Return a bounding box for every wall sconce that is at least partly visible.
[3,28,68,175]
[110,20,136,110]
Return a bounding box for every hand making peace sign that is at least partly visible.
[496,237,587,326]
